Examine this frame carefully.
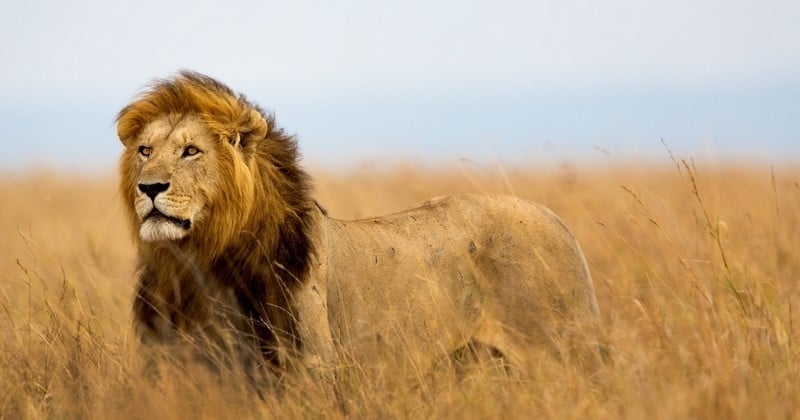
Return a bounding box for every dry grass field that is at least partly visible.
[1,158,798,419]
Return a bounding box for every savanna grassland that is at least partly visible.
[1,158,798,419]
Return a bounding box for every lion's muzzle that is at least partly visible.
[135,186,195,242]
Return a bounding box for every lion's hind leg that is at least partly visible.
[450,318,534,379]
[450,340,512,379]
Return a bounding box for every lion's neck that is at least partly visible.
[132,196,318,366]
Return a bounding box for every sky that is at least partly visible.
[1,0,798,171]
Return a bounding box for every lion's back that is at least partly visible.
[336,193,594,302]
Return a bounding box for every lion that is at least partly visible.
[116,71,602,389]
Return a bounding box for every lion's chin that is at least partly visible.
[139,218,191,242]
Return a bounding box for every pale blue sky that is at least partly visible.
[1,0,798,170]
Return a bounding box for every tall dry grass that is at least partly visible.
[0,159,798,419]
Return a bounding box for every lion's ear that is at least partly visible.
[116,106,137,147]
[248,109,269,138]
[118,132,132,147]
[230,109,269,149]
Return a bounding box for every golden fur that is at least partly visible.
[117,71,602,384]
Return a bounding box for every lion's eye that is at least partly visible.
[182,145,201,157]
[138,146,152,157]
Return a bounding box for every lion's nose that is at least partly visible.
[138,182,170,200]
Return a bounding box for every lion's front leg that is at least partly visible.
[291,279,338,398]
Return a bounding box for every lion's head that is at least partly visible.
[119,73,315,365]
[117,71,313,262]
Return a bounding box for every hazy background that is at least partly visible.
[1,0,798,171]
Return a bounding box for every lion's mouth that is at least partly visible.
[145,208,191,229]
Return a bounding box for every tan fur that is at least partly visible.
[117,72,601,385]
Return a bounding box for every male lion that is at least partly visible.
[116,71,601,388]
